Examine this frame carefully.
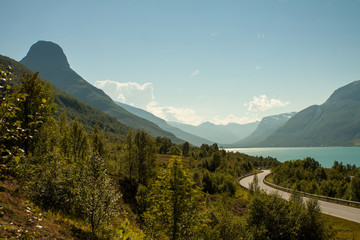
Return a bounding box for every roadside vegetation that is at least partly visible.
[0,66,339,239]
[272,157,360,202]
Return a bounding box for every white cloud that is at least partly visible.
[94,80,154,109]
[95,79,204,125]
[255,66,262,70]
[211,114,261,125]
[192,69,200,77]
[147,102,204,126]
[245,95,289,112]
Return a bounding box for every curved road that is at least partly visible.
[240,170,360,224]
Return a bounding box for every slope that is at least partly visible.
[228,112,296,147]
[0,54,129,136]
[260,81,360,147]
[115,101,213,146]
[19,41,183,144]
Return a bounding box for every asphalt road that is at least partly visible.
[239,170,360,224]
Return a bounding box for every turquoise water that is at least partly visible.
[225,147,360,168]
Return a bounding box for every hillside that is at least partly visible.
[260,81,360,146]
[168,121,259,144]
[228,112,296,147]
[0,54,129,136]
[116,101,213,146]
[20,41,183,144]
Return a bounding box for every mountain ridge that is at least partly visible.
[0,54,129,136]
[260,80,360,146]
[20,41,184,144]
[168,120,259,144]
[115,101,213,146]
[227,112,296,147]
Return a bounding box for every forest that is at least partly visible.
[0,67,336,239]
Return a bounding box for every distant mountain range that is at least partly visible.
[20,41,184,144]
[226,112,296,147]
[115,101,213,146]
[168,121,259,144]
[259,81,360,146]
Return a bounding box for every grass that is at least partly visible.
[323,214,360,240]
[265,173,274,183]
[156,154,195,169]
[0,178,73,239]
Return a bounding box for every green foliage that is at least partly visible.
[143,157,206,239]
[91,123,105,157]
[15,72,56,153]
[182,141,190,157]
[1,68,55,176]
[21,115,120,238]
[349,172,360,201]
[244,191,334,240]
[79,152,119,236]
[0,67,24,165]
[156,136,172,154]
[114,218,145,240]
[168,145,181,156]
[124,130,156,186]
[203,196,244,240]
[273,158,360,201]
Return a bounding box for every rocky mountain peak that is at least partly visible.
[20,40,70,71]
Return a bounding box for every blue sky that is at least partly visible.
[1,0,360,125]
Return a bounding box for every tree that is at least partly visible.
[349,173,360,201]
[209,151,221,172]
[156,136,172,154]
[182,142,190,157]
[0,67,24,165]
[1,68,55,174]
[79,152,119,236]
[124,130,137,182]
[91,123,105,157]
[204,196,244,240]
[67,119,89,162]
[133,130,156,186]
[143,157,205,240]
[244,191,333,240]
[15,72,56,154]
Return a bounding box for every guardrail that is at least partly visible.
[263,173,360,207]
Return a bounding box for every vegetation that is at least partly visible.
[244,190,334,240]
[272,157,360,201]
[0,64,337,239]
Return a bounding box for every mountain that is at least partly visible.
[260,81,360,146]
[0,54,129,136]
[227,112,296,147]
[20,41,183,144]
[168,121,259,144]
[115,102,213,146]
